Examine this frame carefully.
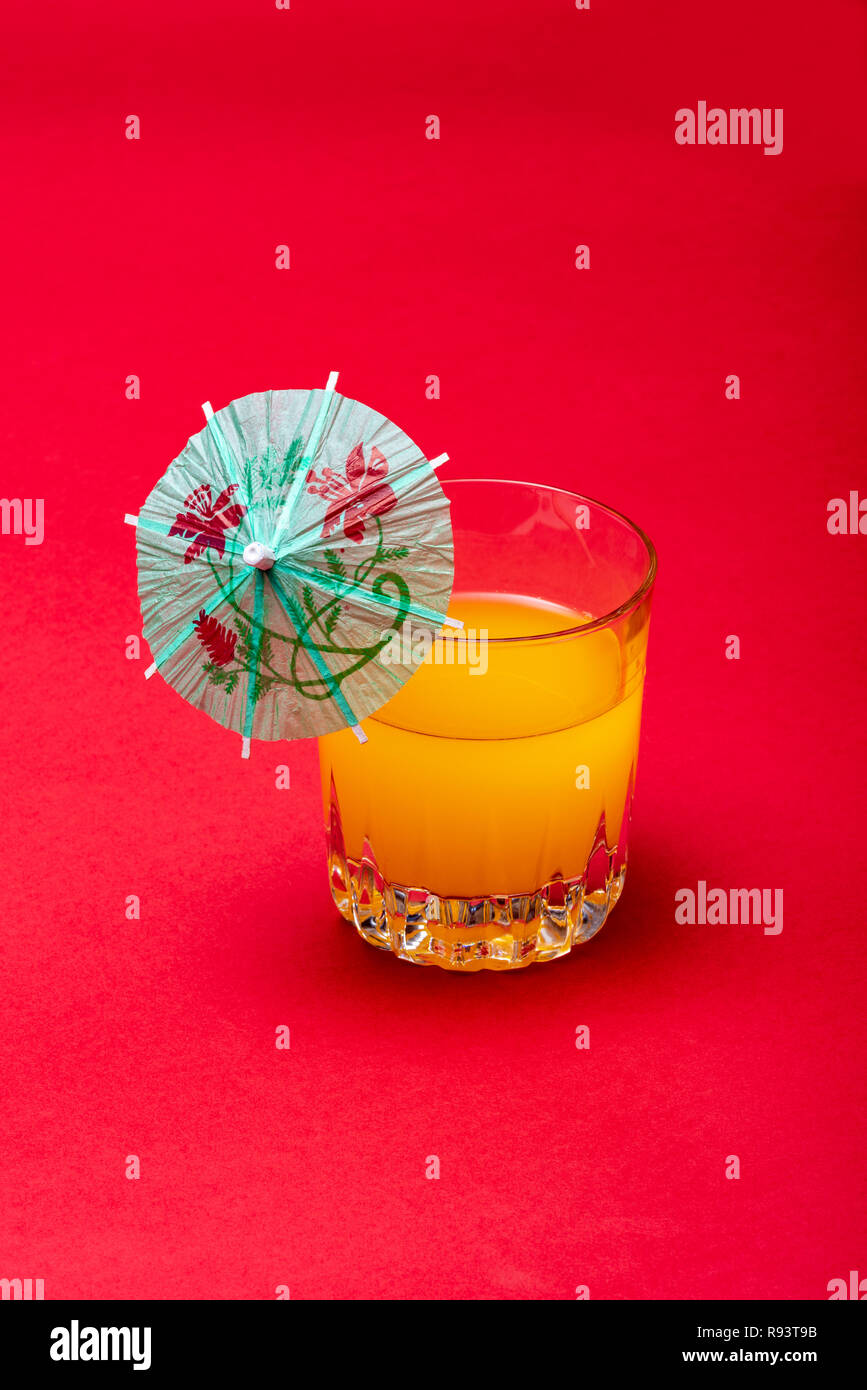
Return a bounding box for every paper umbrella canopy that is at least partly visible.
[126,376,459,753]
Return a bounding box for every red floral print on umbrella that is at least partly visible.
[193,610,237,666]
[168,483,247,564]
[306,442,398,543]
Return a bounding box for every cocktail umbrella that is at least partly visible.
[126,374,459,755]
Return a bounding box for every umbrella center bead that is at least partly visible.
[243,541,276,570]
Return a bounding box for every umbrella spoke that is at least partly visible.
[240,569,266,759]
[273,554,460,632]
[144,568,252,679]
[202,402,245,493]
[277,453,446,558]
[270,372,339,553]
[267,569,367,743]
[125,514,246,561]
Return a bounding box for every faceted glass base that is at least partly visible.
[326,849,628,972]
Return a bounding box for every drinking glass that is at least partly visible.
[318,478,656,971]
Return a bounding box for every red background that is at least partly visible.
[1,0,865,1300]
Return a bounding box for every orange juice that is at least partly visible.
[318,591,649,968]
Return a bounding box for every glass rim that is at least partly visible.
[441,476,658,642]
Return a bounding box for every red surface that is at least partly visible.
[1,0,865,1300]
